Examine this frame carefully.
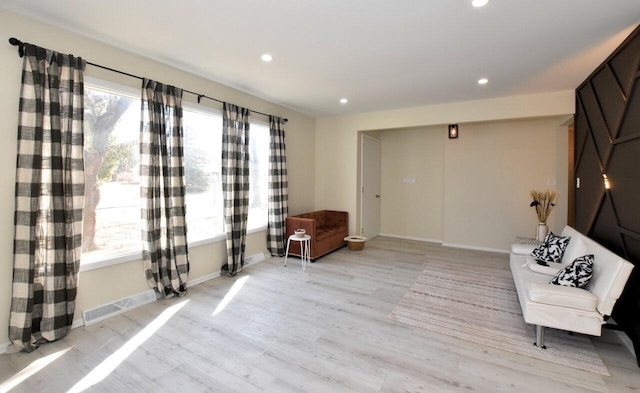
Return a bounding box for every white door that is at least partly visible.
[361,135,381,238]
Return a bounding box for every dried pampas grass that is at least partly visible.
[530,190,557,223]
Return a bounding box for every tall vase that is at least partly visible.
[536,222,548,242]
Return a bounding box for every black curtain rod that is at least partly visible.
[8,37,288,122]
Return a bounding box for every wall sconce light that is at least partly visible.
[448,124,459,139]
[602,173,611,189]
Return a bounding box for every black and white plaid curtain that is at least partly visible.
[267,116,288,256]
[140,78,189,297]
[10,44,86,352]
[222,103,251,276]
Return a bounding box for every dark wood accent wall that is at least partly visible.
[575,25,640,364]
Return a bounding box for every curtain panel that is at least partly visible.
[267,116,288,256]
[140,78,189,297]
[222,103,251,276]
[10,44,86,352]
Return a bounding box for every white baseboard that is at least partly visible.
[0,341,9,354]
[441,242,510,254]
[188,272,221,287]
[188,252,266,288]
[378,233,443,244]
[378,233,510,254]
[71,318,85,329]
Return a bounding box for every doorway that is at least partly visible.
[360,135,381,238]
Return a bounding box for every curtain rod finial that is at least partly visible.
[9,37,24,57]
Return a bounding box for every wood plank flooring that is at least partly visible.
[1,237,639,392]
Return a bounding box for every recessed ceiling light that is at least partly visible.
[261,54,273,62]
[478,78,489,85]
[472,0,489,7]
[340,98,348,104]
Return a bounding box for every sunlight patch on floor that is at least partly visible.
[67,299,189,393]
[0,347,72,392]
[212,275,249,317]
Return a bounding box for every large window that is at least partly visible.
[82,80,141,263]
[183,107,223,243]
[82,78,270,265]
[183,106,269,243]
[247,121,269,230]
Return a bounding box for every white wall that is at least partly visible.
[442,118,569,251]
[379,126,444,242]
[315,94,575,253]
[0,10,315,347]
[372,118,569,251]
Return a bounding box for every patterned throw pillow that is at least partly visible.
[550,254,594,288]
[530,232,571,264]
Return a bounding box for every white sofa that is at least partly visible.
[510,225,634,348]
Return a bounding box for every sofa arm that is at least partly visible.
[525,282,598,312]
[511,243,537,255]
[286,217,316,239]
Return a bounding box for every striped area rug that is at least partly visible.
[389,260,609,376]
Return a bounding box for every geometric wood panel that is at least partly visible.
[575,24,640,367]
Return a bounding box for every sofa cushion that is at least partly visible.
[525,281,598,312]
[560,236,588,265]
[530,232,571,263]
[550,255,594,288]
[526,257,564,276]
[316,226,343,241]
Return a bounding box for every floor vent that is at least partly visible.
[83,289,157,326]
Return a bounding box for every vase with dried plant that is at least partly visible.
[530,190,557,241]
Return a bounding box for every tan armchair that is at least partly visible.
[285,210,348,261]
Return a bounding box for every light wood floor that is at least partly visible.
[1,237,639,392]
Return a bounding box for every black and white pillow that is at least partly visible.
[550,254,594,288]
[530,232,571,264]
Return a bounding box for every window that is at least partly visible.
[81,78,270,265]
[82,79,141,263]
[183,107,223,243]
[247,121,269,230]
[183,107,270,243]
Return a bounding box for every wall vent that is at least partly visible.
[82,289,157,326]
[243,252,265,266]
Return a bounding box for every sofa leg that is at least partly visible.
[534,325,546,349]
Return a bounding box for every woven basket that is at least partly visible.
[344,236,367,251]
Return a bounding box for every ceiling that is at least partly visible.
[2,1,640,118]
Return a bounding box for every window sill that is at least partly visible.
[79,225,268,273]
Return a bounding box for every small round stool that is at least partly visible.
[284,234,311,272]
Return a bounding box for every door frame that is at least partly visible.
[359,133,381,237]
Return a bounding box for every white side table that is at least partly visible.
[284,234,311,272]
[516,236,542,246]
